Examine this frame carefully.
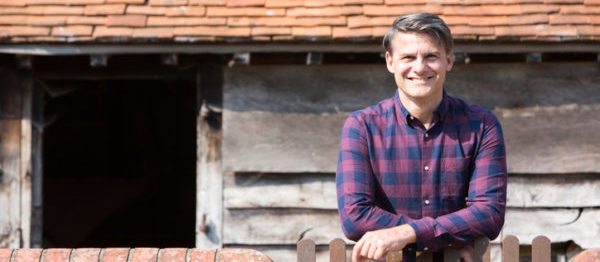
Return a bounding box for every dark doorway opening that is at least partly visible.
[42,77,197,248]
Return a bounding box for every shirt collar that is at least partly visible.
[393,90,450,125]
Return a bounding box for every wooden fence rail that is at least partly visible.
[297,235,552,262]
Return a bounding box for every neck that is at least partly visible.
[398,91,443,128]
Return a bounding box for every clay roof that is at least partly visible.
[0,0,599,44]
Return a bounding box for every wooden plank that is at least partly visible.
[502,235,519,262]
[224,173,600,210]
[223,209,344,245]
[532,236,551,262]
[223,173,336,209]
[329,239,346,262]
[223,208,600,248]
[0,68,24,248]
[225,63,600,113]
[223,112,345,173]
[223,105,600,173]
[297,239,316,262]
[195,100,223,246]
[19,74,32,248]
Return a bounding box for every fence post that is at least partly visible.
[532,236,551,262]
[502,235,519,262]
[297,239,316,262]
[329,239,346,262]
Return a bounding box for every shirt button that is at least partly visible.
[424,165,429,171]
[425,133,429,138]
[424,199,430,205]
[410,115,414,120]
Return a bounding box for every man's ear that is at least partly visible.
[385,51,394,73]
[446,51,454,72]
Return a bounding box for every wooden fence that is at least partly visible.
[297,235,551,262]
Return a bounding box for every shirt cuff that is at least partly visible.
[408,217,436,251]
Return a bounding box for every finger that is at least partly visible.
[360,242,371,258]
[352,239,364,262]
[367,241,378,259]
[373,246,386,261]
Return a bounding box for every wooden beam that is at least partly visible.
[19,74,33,248]
[1,43,600,55]
[195,75,223,248]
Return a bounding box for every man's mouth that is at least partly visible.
[407,76,434,81]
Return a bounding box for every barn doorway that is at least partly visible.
[40,56,198,248]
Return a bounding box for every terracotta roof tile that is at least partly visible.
[0,1,598,43]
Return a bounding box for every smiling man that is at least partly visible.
[336,13,507,262]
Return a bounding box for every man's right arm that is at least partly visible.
[336,115,415,241]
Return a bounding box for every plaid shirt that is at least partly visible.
[336,91,507,252]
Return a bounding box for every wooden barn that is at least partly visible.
[0,0,599,261]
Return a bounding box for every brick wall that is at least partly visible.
[0,248,272,262]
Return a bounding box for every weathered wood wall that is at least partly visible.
[0,68,32,248]
[222,63,600,260]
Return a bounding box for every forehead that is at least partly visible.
[390,32,444,53]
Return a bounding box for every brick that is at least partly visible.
[342,0,383,3]
[439,15,470,26]
[0,0,26,6]
[272,35,294,40]
[0,16,28,25]
[52,25,93,36]
[149,0,189,6]
[26,0,105,4]
[264,0,303,7]
[0,26,50,36]
[450,25,495,35]
[28,15,67,26]
[174,26,250,36]
[372,26,387,37]
[561,4,600,13]
[291,26,331,37]
[544,0,583,3]
[536,24,578,35]
[218,249,272,262]
[14,249,42,262]
[502,0,544,3]
[67,16,106,25]
[348,16,395,28]
[189,249,216,262]
[189,0,225,5]
[364,5,442,16]
[576,25,600,35]
[42,249,71,262]
[506,13,549,24]
[591,15,600,23]
[106,15,147,27]
[287,6,363,16]
[92,26,133,38]
[494,25,538,36]
[385,0,426,4]
[521,4,561,13]
[84,4,126,15]
[166,6,206,16]
[0,7,29,15]
[252,36,271,41]
[227,16,346,26]
[585,0,600,4]
[251,27,291,35]
[227,0,265,6]
[332,26,372,38]
[130,248,160,262]
[126,6,167,15]
[132,27,174,37]
[106,0,145,3]
[148,16,226,25]
[101,248,130,262]
[0,249,13,262]
[2,6,85,15]
[480,5,523,15]
[157,248,187,262]
[549,14,590,23]
[71,249,101,262]
[206,7,285,16]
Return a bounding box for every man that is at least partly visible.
[336,13,507,262]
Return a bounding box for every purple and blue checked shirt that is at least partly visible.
[336,91,507,252]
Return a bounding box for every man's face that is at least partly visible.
[385,32,454,103]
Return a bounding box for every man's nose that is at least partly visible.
[412,57,427,74]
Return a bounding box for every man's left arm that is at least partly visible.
[407,112,507,251]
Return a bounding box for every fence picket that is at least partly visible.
[532,236,551,262]
[297,239,316,262]
[502,235,519,262]
[329,239,346,262]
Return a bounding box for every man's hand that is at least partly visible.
[352,224,416,262]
